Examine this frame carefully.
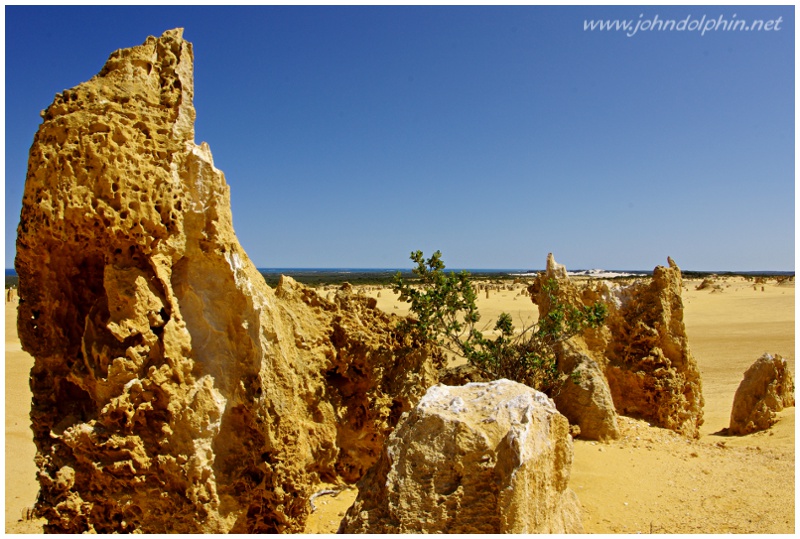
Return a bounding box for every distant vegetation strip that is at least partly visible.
[5,268,794,290]
[256,269,530,288]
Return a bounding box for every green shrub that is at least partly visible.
[393,250,607,394]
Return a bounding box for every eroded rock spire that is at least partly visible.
[16,29,437,533]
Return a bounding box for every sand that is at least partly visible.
[5,300,46,533]
[5,276,794,533]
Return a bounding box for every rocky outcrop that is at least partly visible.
[437,362,492,386]
[529,254,620,440]
[729,353,795,435]
[528,254,703,439]
[340,380,584,534]
[15,29,438,533]
[696,277,720,291]
[553,341,620,441]
[603,258,704,438]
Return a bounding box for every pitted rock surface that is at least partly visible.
[529,254,703,439]
[528,253,620,440]
[603,258,704,438]
[729,353,795,435]
[15,29,437,533]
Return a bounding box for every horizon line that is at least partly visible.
[5,267,796,274]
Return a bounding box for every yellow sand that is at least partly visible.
[5,300,44,533]
[6,276,794,533]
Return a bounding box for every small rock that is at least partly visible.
[729,353,795,435]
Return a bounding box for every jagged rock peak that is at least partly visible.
[527,254,703,439]
[604,259,704,438]
[546,252,569,280]
[527,254,620,441]
[16,30,438,534]
[42,28,195,141]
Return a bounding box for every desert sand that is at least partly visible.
[5,276,794,533]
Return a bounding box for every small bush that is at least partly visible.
[393,250,607,394]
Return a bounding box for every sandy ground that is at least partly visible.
[5,300,46,533]
[5,276,794,533]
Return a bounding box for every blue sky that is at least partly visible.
[5,5,795,270]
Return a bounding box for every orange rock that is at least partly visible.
[528,254,619,440]
[604,258,704,438]
[16,29,438,533]
[729,353,795,435]
[528,254,704,439]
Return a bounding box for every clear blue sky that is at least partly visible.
[5,5,795,271]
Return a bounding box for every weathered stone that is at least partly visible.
[546,251,569,279]
[604,258,704,438]
[528,253,620,440]
[15,29,438,533]
[340,380,584,534]
[529,254,703,439]
[552,341,620,441]
[527,253,581,317]
[696,277,718,291]
[729,353,795,435]
[437,362,492,386]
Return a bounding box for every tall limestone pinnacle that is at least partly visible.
[16,29,438,533]
[529,254,703,439]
